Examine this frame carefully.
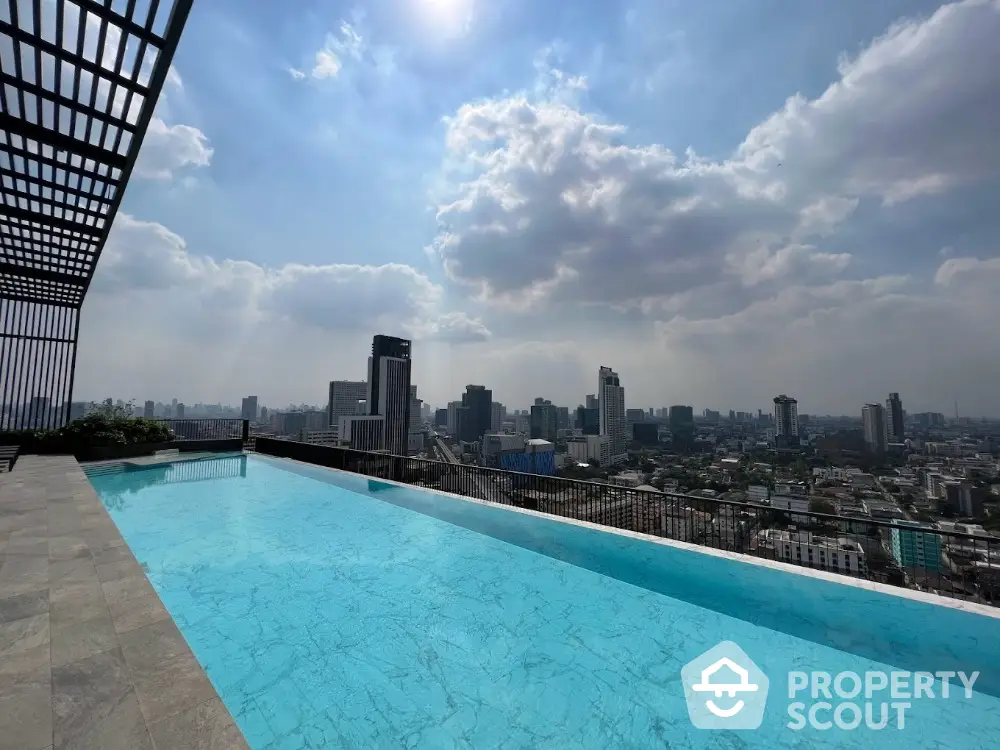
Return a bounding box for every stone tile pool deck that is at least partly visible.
[0,454,248,750]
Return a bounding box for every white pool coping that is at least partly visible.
[254,453,1000,620]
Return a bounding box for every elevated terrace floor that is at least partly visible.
[0,455,248,750]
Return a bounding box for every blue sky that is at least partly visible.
[130,0,946,271]
[81,0,1000,415]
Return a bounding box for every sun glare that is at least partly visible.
[414,0,474,39]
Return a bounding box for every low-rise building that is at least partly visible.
[609,471,644,489]
[302,429,339,446]
[566,435,611,466]
[757,530,867,575]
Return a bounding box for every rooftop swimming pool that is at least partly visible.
[87,454,1000,749]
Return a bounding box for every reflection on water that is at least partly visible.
[93,455,248,511]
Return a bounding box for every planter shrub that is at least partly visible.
[0,413,174,456]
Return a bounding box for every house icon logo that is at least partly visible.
[681,641,769,729]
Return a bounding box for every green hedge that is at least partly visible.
[0,414,173,454]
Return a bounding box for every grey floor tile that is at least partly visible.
[0,589,49,624]
[131,651,218,726]
[48,558,100,586]
[4,536,49,557]
[148,698,249,750]
[0,556,49,596]
[52,647,153,750]
[96,558,145,583]
[92,545,136,567]
[108,593,171,635]
[0,659,51,750]
[0,511,48,535]
[0,642,49,677]
[50,581,109,623]
[46,515,84,538]
[50,612,119,668]
[103,574,156,607]
[0,613,49,658]
[83,530,125,555]
[47,537,90,561]
[120,618,191,672]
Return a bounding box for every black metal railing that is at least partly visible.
[255,437,1000,606]
[153,418,249,442]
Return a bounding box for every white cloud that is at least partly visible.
[166,65,184,89]
[934,255,1000,285]
[135,118,214,179]
[421,0,1000,414]
[77,215,491,403]
[291,22,366,81]
[432,1,1000,313]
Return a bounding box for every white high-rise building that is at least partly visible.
[598,366,628,464]
[338,415,385,452]
[862,403,889,453]
[773,395,798,437]
[328,380,368,434]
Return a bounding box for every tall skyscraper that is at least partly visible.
[241,396,258,423]
[585,394,599,410]
[176,403,185,419]
[143,400,154,419]
[773,395,799,437]
[669,405,695,445]
[409,385,423,433]
[598,366,627,464]
[328,380,368,430]
[863,403,889,452]
[886,392,904,442]
[490,402,506,432]
[576,405,600,435]
[446,400,462,434]
[367,335,412,455]
[460,385,492,443]
[530,398,558,441]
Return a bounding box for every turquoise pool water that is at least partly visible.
[88,455,999,749]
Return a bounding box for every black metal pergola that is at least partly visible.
[0,0,194,430]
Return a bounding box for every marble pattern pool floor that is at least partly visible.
[88,456,1000,749]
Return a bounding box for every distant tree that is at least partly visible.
[88,399,136,421]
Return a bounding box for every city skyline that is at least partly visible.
[68,383,992,422]
[68,0,1000,417]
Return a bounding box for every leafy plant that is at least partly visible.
[0,400,173,453]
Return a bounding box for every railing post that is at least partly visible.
[241,419,249,442]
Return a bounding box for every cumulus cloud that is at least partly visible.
[135,118,214,179]
[432,1,1000,306]
[90,213,489,342]
[423,0,1000,414]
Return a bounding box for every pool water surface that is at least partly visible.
[87,455,1000,749]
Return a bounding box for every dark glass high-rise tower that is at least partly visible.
[367,335,412,455]
[886,392,905,442]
